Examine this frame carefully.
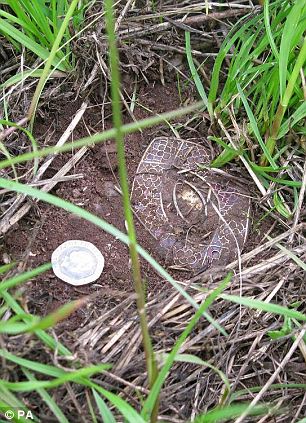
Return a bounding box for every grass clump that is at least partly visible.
[209,0,305,146]
[187,0,306,216]
[0,0,85,71]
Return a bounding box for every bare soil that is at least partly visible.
[3,83,187,330]
[3,79,270,339]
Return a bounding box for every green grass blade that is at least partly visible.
[278,100,306,139]
[221,294,306,321]
[27,0,79,123]
[273,192,291,218]
[0,9,40,38]
[0,386,28,410]
[249,162,287,173]
[23,369,69,423]
[264,0,279,59]
[0,349,66,378]
[92,389,116,423]
[1,290,71,356]
[104,0,157,392]
[0,263,16,275]
[0,263,51,292]
[0,348,122,420]
[0,298,89,334]
[209,136,241,167]
[0,101,204,169]
[260,172,302,187]
[282,36,306,107]
[25,0,55,45]
[273,241,306,270]
[168,353,230,397]
[193,403,270,422]
[1,365,111,391]
[25,298,88,332]
[3,0,42,39]
[0,18,65,71]
[279,0,305,99]
[141,273,232,419]
[231,383,306,401]
[185,31,210,116]
[208,12,260,105]
[237,83,277,168]
[0,321,33,334]
[86,391,98,423]
[51,0,57,30]
[1,67,65,90]
[87,383,146,423]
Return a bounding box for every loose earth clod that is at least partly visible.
[131,137,251,271]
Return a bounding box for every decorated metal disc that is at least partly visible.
[131,137,251,271]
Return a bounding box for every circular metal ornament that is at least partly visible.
[131,137,251,272]
[51,240,104,285]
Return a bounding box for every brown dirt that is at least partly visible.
[3,83,183,330]
[3,81,268,337]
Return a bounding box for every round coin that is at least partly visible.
[51,240,104,285]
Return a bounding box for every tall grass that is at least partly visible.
[208,0,305,139]
[104,0,159,418]
[0,0,306,421]
[186,0,306,217]
[0,0,85,71]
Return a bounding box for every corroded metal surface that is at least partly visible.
[131,137,251,271]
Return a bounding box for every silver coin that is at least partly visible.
[51,240,104,285]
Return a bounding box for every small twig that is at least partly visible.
[234,245,306,278]
[0,147,88,233]
[0,102,88,233]
[116,9,252,40]
[0,174,83,194]
[172,181,189,222]
[115,0,134,32]
[234,327,306,423]
[163,16,209,35]
[94,47,139,127]
[187,223,306,284]
[0,117,29,142]
[128,3,255,23]
[292,392,306,423]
